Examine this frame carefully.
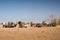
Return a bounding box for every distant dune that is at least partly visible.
[0,27,60,40]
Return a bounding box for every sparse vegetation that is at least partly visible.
[0,15,60,28]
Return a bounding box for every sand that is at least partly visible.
[0,27,60,40]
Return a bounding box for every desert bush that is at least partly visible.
[30,22,33,27]
[36,23,42,27]
[58,18,60,25]
[50,18,57,27]
[17,21,23,28]
[42,21,47,26]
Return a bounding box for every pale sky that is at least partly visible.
[0,0,60,23]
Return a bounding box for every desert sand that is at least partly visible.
[0,27,60,40]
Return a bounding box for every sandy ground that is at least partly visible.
[0,27,60,40]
